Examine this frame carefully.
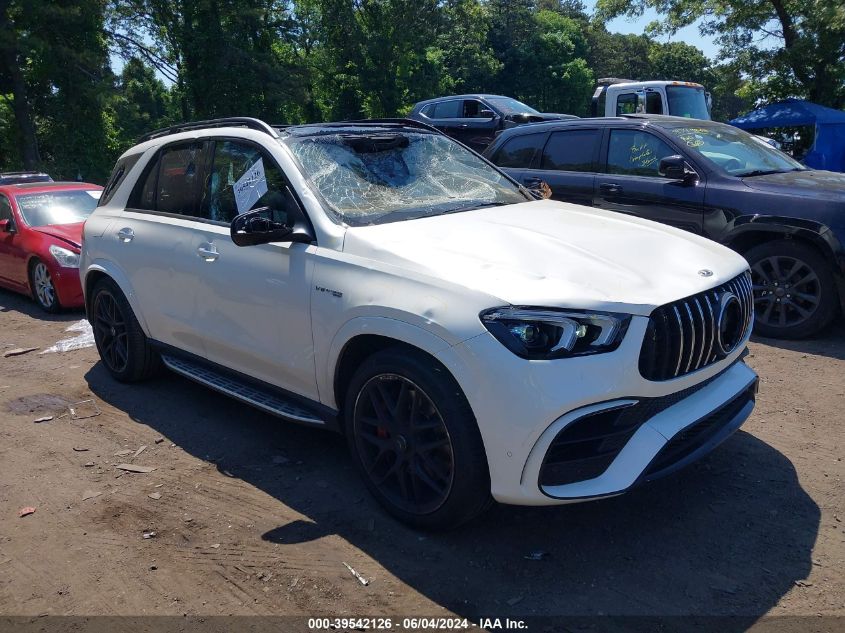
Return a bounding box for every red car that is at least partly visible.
[0,181,103,312]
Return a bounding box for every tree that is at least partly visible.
[111,57,172,146]
[595,0,845,108]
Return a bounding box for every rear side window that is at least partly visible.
[419,104,435,118]
[434,100,461,119]
[541,129,601,172]
[607,129,676,177]
[99,153,142,207]
[129,142,210,216]
[492,133,545,168]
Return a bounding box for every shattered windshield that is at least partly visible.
[668,125,805,177]
[285,131,529,226]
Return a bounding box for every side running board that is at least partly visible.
[161,354,326,426]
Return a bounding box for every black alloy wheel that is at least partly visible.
[93,289,129,374]
[352,374,454,515]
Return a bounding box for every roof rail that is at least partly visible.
[137,117,279,144]
[277,118,443,136]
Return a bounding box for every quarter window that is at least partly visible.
[420,104,435,118]
[607,130,676,177]
[541,129,600,172]
[201,140,296,224]
[99,153,142,207]
[493,133,545,168]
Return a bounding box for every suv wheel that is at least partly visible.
[29,259,60,313]
[344,347,491,530]
[746,239,838,339]
[91,278,160,382]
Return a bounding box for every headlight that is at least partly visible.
[480,307,630,359]
[49,244,80,268]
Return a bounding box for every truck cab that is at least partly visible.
[592,79,711,120]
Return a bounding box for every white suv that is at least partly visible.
[81,117,758,529]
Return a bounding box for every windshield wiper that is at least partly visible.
[737,168,803,178]
[443,201,506,214]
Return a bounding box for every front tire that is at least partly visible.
[90,278,160,382]
[344,347,491,530]
[29,259,61,313]
[746,240,838,339]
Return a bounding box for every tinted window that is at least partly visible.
[541,129,600,172]
[132,154,160,210]
[434,100,461,119]
[99,153,142,207]
[420,104,435,117]
[201,140,296,224]
[463,100,490,118]
[607,129,676,177]
[616,93,638,115]
[157,144,205,216]
[493,133,545,168]
[0,195,12,222]
[645,91,663,114]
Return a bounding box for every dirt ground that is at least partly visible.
[0,287,843,629]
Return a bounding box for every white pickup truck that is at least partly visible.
[592,79,712,120]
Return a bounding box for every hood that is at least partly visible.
[31,222,83,249]
[743,170,845,202]
[342,200,748,315]
[506,112,574,124]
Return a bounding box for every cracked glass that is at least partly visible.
[285,131,529,226]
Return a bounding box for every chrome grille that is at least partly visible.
[639,271,753,381]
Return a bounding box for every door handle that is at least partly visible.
[599,183,623,194]
[196,244,219,262]
[116,227,134,243]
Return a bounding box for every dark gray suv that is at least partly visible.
[409,94,575,152]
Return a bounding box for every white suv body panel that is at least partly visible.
[81,122,758,508]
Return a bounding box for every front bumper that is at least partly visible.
[50,265,84,308]
[434,315,757,506]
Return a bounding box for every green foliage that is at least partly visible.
[2,0,789,178]
[596,0,845,108]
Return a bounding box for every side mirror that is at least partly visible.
[659,155,696,182]
[230,205,312,247]
[0,219,15,234]
[479,109,496,120]
[524,177,553,200]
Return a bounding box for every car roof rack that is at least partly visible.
[137,117,279,144]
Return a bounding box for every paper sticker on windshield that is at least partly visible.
[233,158,268,215]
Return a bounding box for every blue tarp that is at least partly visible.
[729,99,845,172]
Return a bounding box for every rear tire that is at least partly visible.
[745,240,838,339]
[90,277,160,382]
[344,347,492,530]
[29,259,61,313]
